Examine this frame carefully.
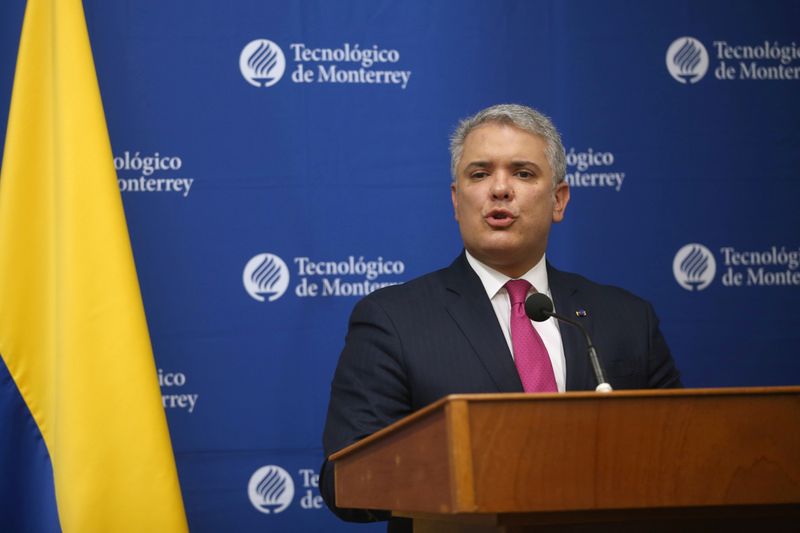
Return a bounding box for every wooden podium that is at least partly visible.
[330,387,800,532]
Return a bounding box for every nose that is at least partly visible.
[490,173,514,201]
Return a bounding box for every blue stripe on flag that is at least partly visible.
[0,355,61,532]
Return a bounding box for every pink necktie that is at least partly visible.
[506,279,557,392]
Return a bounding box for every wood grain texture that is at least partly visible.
[465,391,800,511]
[335,407,453,513]
[332,387,800,527]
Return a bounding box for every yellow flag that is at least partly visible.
[0,0,189,530]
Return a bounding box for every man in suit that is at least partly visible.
[321,104,682,529]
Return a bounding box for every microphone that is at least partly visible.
[524,293,613,393]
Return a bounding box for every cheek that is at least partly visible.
[462,188,482,207]
[521,193,555,221]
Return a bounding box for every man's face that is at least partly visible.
[451,122,569,278]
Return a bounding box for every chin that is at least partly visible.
[472,245,522,265]
[479,235,525,254]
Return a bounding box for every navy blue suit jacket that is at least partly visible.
[321,252,681,523]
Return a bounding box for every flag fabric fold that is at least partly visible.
[0,0,188,531]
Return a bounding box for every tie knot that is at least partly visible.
[505,279,532,306]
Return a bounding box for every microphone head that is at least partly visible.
[525,292,554,322]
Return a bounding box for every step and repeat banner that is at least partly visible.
[1,1,798,531]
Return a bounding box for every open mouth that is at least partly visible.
[485,209,515,227]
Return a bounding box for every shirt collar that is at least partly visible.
[464,250,550,299]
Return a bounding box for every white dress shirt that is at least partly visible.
[464,250,566,392]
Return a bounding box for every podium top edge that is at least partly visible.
[329,386,800,461]
[443,385,800,403]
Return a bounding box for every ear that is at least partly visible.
[552,181,570,223]
[451,182,459,221]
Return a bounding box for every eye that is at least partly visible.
[515,170,534,179]
[470,170,489,180]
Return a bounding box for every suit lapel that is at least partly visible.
[442,254,524,393]
[548,265,595,391]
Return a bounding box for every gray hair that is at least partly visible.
[449,104,566,186]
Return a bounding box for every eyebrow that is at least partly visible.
[462,160,543,172]
[463,161,492,171]
[510,160,543,172]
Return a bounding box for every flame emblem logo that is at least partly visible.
[247,465,295,514]
[673,244,716,291]
[243,253,290,302]
[240,39,286,87]
[666,37,709,84]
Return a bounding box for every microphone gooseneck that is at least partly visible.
[524,293,613,393]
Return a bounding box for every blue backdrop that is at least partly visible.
[1,1,798,531]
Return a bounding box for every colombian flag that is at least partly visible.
[0,0,189,531]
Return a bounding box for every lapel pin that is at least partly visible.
[575,309,588,318]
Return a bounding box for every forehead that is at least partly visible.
[460,122,548,164]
